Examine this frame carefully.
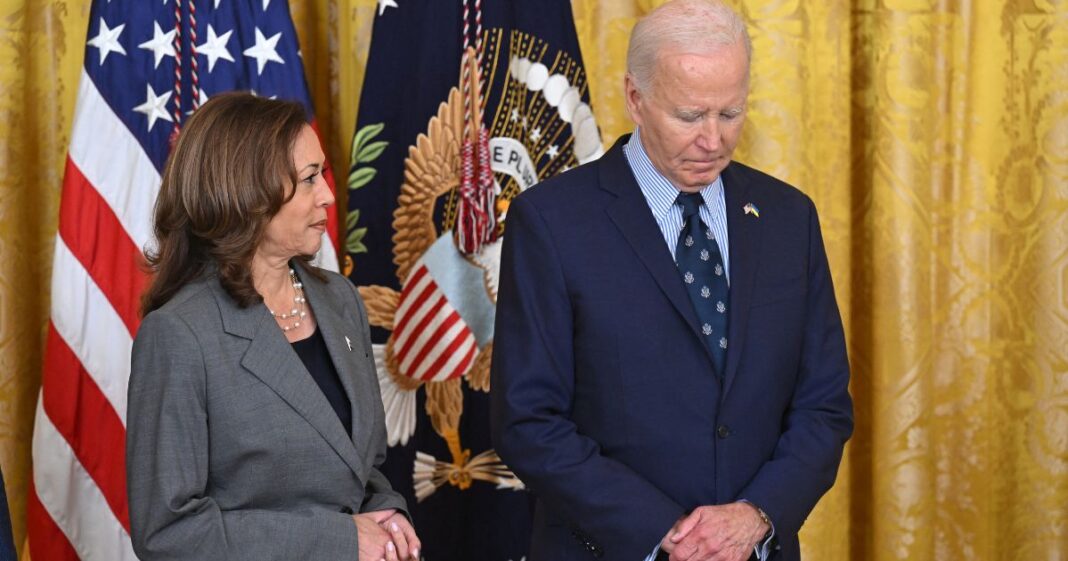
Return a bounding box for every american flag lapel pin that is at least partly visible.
[744,202,760,218]
[345,336,353,352]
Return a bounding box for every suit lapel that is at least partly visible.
[297,266,375,471]
[213,278,366,484]
[722,163,764,397]
[601,137,705,344]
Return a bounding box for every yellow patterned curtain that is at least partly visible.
[0,0,1064,559]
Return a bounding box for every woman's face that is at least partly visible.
[259,125,334,261]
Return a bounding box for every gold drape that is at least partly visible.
[1,0,1064,559]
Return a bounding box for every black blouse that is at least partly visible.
[291,328,352,436]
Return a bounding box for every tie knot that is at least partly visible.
[676,192,704,219]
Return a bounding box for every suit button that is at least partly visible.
[717,424,731,438]
[340,506,354,514]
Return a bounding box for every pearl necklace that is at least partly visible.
[267,268,307,332]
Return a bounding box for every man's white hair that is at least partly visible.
[627,0,752,92]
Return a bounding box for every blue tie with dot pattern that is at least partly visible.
[675,192,729,376]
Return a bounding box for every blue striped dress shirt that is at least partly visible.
[623,129,730,284]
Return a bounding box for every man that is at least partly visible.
[490,1,853,560]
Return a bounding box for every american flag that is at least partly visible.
[27,1,337,558]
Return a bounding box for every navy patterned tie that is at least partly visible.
[675,192,729,376]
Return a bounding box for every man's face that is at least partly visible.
[625,41,749,192]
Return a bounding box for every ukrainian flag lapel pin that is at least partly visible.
[744,202,760,218]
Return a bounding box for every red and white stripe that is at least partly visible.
[391,265,477,382]
[28,69,145,561]
[29,69,338,559]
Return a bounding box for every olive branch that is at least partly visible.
[345,123,388,255]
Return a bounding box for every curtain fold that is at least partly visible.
[0,0,1064,558]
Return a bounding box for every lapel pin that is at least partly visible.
[744,202,760,218]
[345,336,353,352]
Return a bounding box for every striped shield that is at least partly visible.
[388,231,496,383]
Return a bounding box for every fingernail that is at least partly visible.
[387,541,395,552]
[391,521,399,532]
[412,548,419,559]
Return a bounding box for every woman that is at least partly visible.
[127,92,420,561]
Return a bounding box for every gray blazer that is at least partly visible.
[127,265,406,560]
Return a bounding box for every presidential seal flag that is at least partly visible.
[347,0,602,558]
[28,1,336,558]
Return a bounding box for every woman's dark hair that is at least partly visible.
[141,92,322,315]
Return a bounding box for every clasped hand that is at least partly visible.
[661,502,769,561]
[354,509,422,561]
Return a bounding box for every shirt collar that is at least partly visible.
[624,128,724,219]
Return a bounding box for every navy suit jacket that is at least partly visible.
[490,135,853,561]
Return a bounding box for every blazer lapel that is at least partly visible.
[722,163,764,398]
[213,280,366,484]
[601,136,705,344]
[297,266,375,473]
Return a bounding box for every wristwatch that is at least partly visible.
[752,504,771,529]
[740,500,772,533]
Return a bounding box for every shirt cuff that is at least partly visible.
[644,542,661,561]
[739,499,776,561]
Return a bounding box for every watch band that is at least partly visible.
[753,504,771,529]
[740,500,772,533]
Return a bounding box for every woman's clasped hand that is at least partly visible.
[355,509,422,561]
